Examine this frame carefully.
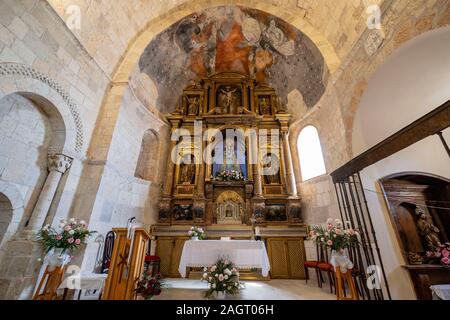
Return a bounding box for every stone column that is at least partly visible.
[26,154,73,231]
[196,141,206,198]
[281,130,298,197]
[250,128,263,198]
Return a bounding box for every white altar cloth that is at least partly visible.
[178,240,270,278]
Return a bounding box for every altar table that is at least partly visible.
[178,240,270,278]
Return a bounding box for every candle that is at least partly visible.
[255,226,261,236]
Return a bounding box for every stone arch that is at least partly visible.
[112,0,340,83]
[134,129,160,182]
[0,63,84,155]
[0,182,25,251]
[0,193,12,246]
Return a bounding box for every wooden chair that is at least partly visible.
[33,266,66,300]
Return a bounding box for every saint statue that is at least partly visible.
[259,97,271,114]
[263,154,281,184]
[179,156,196,184]
[186,96,200,115]
[415,206,441,251]
[225,204,233,218]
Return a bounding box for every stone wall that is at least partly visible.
[78,86,169,273]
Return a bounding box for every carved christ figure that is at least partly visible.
[220,86,237,113]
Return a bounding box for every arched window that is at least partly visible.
[297,126,326,181]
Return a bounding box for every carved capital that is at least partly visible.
[48,154,73,173]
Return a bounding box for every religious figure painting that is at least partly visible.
[265,205,287,221]
[139,6,326,113]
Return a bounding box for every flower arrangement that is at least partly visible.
[426,243,450,266]
[213,169,245,182]
[188,226,206,240]
[202,258,241,298]
[308,218,359,251]
[135,272,166,300]
[37,218,96,255]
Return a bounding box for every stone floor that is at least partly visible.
[154,279,336,300]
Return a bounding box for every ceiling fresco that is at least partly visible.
[138,6,327,113]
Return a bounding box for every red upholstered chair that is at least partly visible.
[304,244,321,286]
[317,246,335,294]
[145,255,161,276]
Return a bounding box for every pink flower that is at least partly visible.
[441,257,450,265]
[442,249,449,257]
[326,223,333,231]
[218,274,224,282]
[67,237,74,244]
[55,235,62,241]
[327,240,333,246]
[75,239,81,245]
[64,225,72,231]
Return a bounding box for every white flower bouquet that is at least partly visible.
[188,226,206,240]
[202,258,241,298]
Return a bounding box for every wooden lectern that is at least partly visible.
[102,228,150,300]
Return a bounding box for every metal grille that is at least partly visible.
[334,173,391,300]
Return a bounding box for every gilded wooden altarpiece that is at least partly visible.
[158,72,302,228]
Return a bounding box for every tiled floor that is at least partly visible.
[154,279,336,300]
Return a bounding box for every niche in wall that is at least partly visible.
[381,172,450,262]
[380,172,450,300]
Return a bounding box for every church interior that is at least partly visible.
[0,0,449,301]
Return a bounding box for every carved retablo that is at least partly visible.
[158,72,302,227]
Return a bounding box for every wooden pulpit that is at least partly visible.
[102,228,150,300]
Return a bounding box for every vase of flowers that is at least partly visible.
[426,243,450,266]
[188,226,205,240]
[37,218,96,271]
[308,218,359,273]
[202,258,241,299]
[213,170,245,182]
[135,272,166,300]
